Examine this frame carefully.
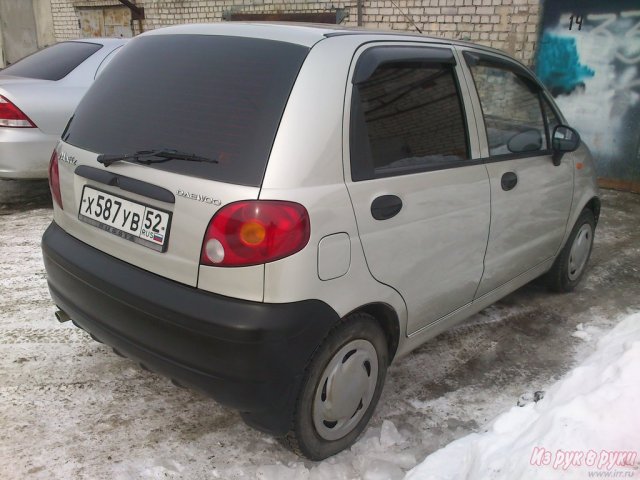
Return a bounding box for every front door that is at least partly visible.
[344,44,491,334]
[459,50,574,297]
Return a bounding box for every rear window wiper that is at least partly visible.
[97,149,218,167]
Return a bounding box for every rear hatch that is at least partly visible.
[53,33,309,291]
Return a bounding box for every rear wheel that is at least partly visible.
[546,209,595,292]
[283,313,388,460]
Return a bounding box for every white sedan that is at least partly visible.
[0,38,128,179]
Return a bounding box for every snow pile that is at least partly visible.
[571,322,602,342]
[255,420,415,480]
[405,312,640,480]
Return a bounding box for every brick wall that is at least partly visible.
[51,0,540,65]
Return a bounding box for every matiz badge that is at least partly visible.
[59,151,77,166]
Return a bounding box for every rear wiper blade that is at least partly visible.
[97,149,218,167]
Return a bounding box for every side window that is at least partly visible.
[468,63,547,156]
[541,96,561,136]
[350,59,469,181]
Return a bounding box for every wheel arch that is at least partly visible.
[344,302,400,363]
[585,196,601,224]
[559,193,600,256]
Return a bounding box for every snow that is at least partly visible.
[1,188,639,479]
[404,312,640,480]
[244,312,640,480]
[571,322,602,342]
[252,421,416,480]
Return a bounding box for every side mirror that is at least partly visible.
[552,125,581,166]
[507,128,543,153]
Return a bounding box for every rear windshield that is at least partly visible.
[63,35,309,186]
[1,42,102,81]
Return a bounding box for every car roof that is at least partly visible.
[67,37,130,47]
[141,22,509,57]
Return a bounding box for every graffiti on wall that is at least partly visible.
[535,0,640,188]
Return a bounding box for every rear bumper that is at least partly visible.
[41,222,339,435]
[0,127,56,179]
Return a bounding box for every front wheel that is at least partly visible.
[545,209,595,292]
[283,313,388,460]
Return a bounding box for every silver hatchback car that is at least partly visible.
[42,23,599,459]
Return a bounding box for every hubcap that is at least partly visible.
[568,223,593,281]
[312,339,379,441]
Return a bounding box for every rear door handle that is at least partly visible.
[371,195,403,220]
[501,171,518,191]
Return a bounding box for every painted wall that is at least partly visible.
[33,0,56,48]
[535,0,640,191]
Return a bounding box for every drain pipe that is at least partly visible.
[357,0,363,26]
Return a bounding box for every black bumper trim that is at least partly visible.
[41,222,339,435]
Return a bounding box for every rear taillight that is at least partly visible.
[48,150,63,209]
[0,95,35,127]
[200,200,310,267]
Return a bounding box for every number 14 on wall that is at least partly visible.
[568,14,583,30]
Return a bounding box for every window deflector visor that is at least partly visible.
[352,46,456,84]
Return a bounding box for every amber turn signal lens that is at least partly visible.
[240,221,266,246]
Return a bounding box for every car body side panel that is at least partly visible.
[347,168,490,335]
[341,41,490,334]
[260,37,354,190]
[261,183,407,324]
[477,154,574,297]
[0,127,56,178]
[1,83,87,135]
[261,37,407,323]
[453,45,574,298]
[557,144,600,250]
[396,255,554,358]
[534,91,600,248]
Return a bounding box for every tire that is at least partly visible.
[545,209,595,293]
[282,313,388,460]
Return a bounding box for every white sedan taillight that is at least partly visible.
[0,95,36,127]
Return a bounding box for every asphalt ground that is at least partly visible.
[1,181,638,479]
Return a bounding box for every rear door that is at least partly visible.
[54,34,309,298]
[458,49,573,297]
[344,43,490,335]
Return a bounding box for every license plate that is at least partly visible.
[78,186,171,252]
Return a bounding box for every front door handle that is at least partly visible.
[501,171,518,191]
[371,195,403,220]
